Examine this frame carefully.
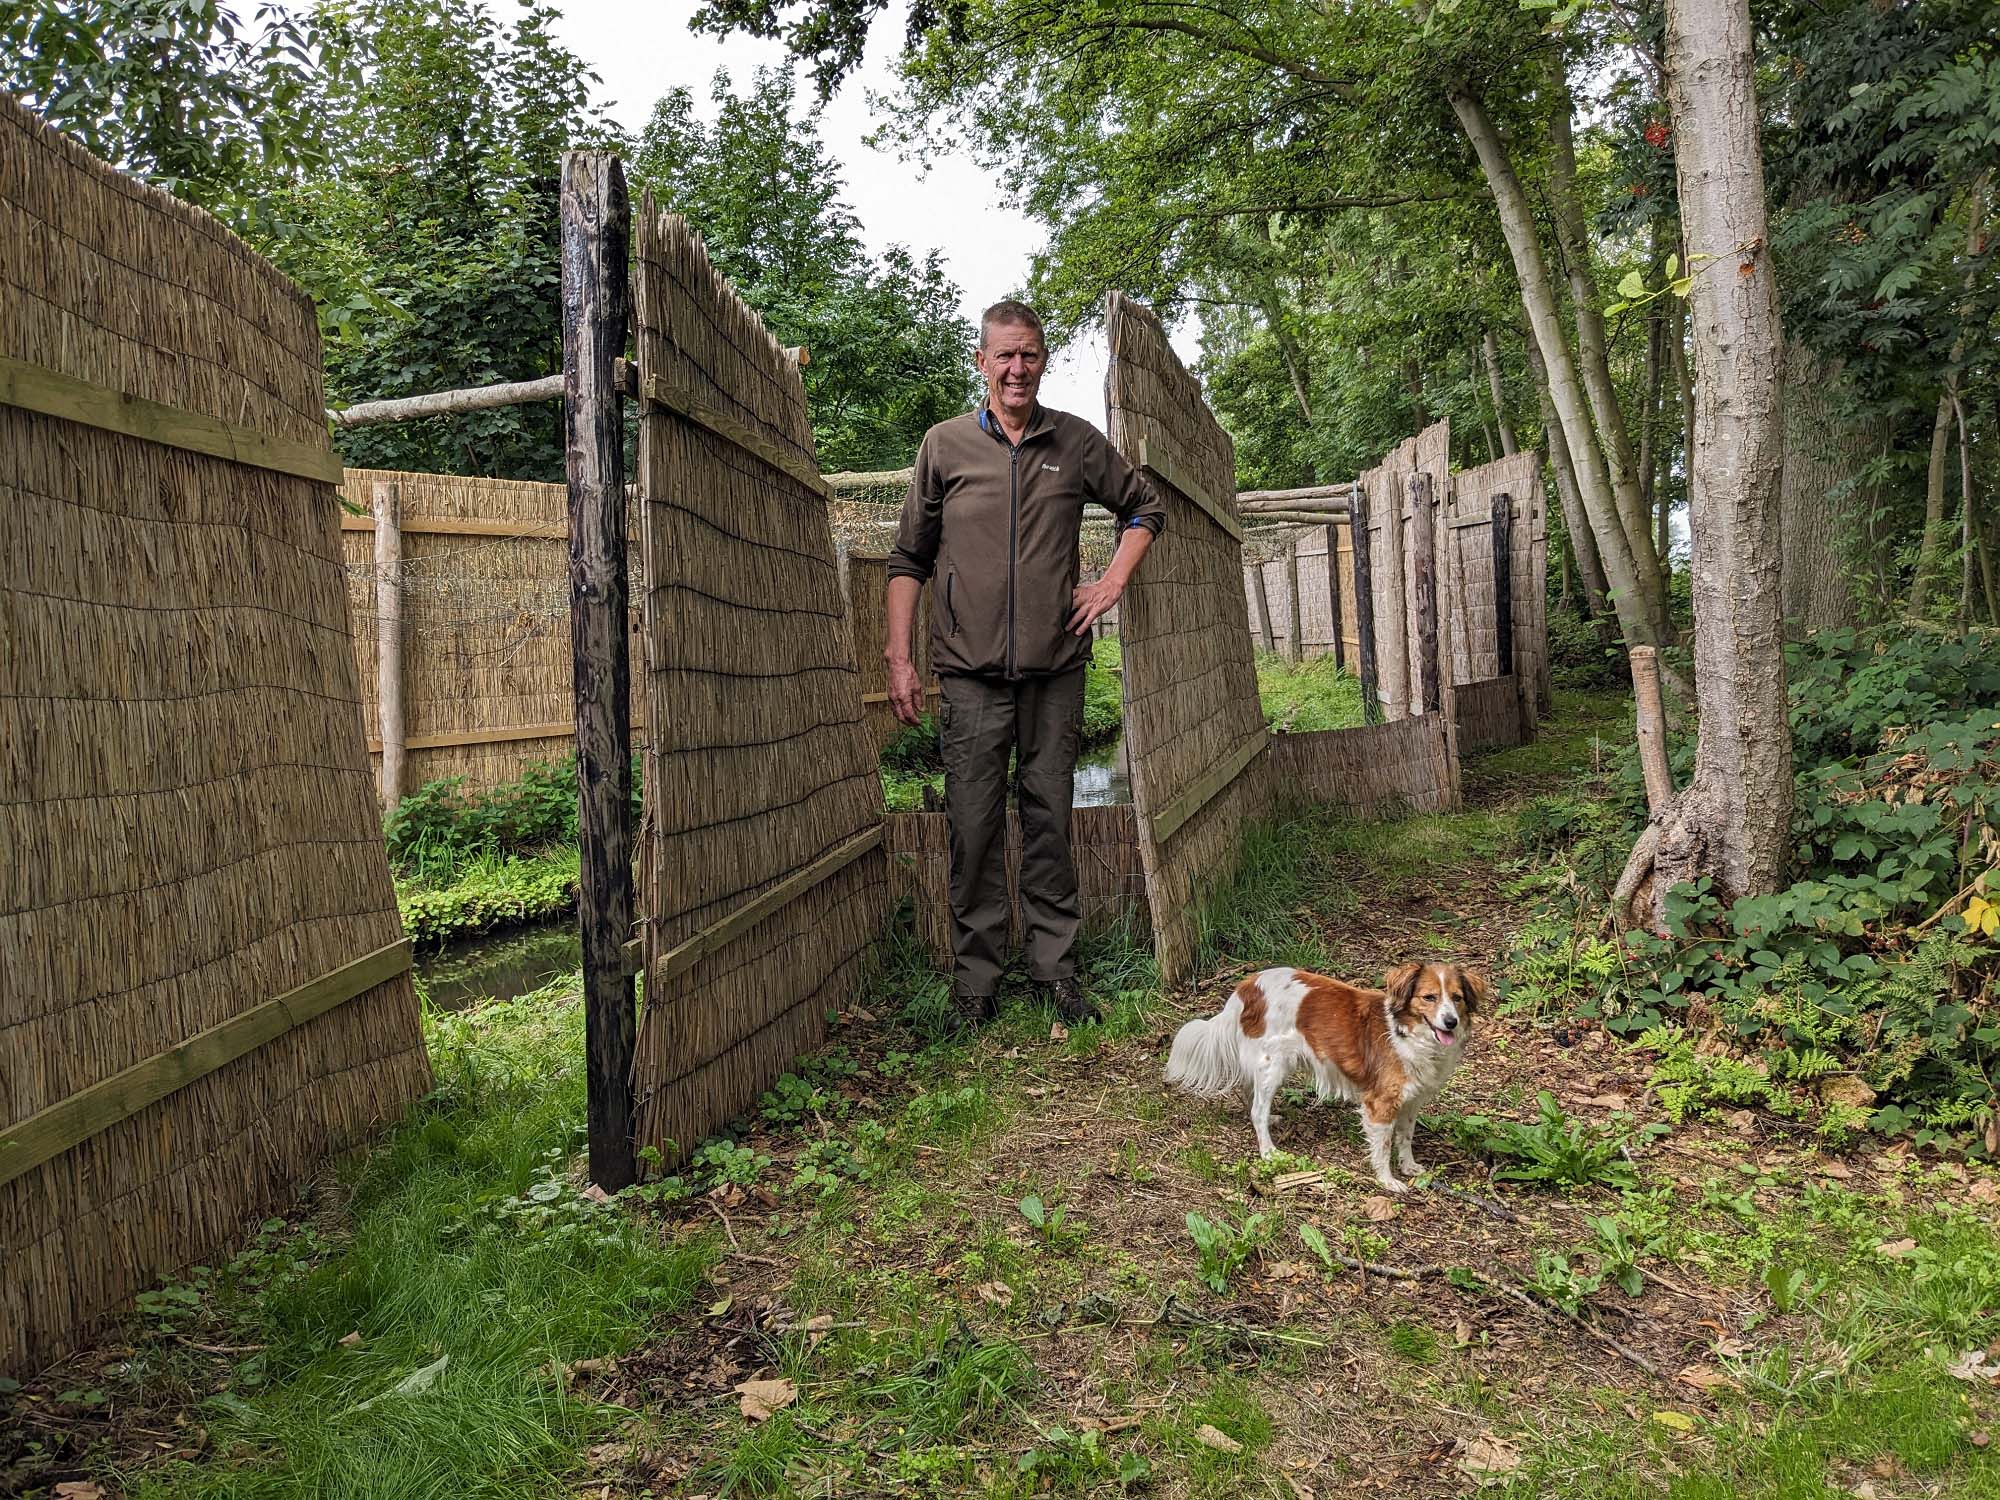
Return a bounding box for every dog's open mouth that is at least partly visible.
[1431,1025,1455,1046]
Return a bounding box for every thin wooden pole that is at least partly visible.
[1324,522,1345,670]
[372,480,404,811]
[1492,491,1516,677]
[562,150,636,1192]
[1409,471,1442,715]
[1629,645,1674,815]
[1251,561,1277,653]
[1351,477,1380,723]
[1284,540,1303,662]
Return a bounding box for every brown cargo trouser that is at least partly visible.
[939,668,1085,997]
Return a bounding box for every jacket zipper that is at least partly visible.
[1006,442,1020,679]
[946,573,958,634]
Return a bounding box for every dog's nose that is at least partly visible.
[1440,1012,1458,1031]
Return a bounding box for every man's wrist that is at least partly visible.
[885,650,913,668]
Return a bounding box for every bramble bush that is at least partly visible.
[384,753,642,882]
[1512,629,2000,1151]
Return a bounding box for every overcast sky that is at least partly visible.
[546,0,1199,423]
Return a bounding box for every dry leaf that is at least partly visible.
[1849,1482,1878,1500]
[1815,1159,1854,1180]
[580,1183,612,1204]
[1457,1434,1521,1475]
[1049,1022,1069,1042]
[1193,1423,1243,1454]
[1875,1238,1920,1258]
[1676,1364,1738,1393]
[735,1376,796,1423]
[338,1331,363,1347]
[54,1485,105,1500]
[1945,1348,2000,1382]
[1651,1410,1697,1433]
[1970,1430,1990,1448]
[1586,1093,1630,1110]
[1968,1180,1998,1205]
[974,1280,1015,1308]
[1726,1110,1757,1132]
[1362,1194,1398,1221]
[1454,1317,1474,1347]
[1819,1076,1876,1109]
[1713,1336,1751,1359]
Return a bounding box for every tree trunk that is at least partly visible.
[1779,339,1877,636]
[1635,0,1793,916]
[1548,80,1671,597]
[1482,328,1519,456]
[1524,329,1612,620]
[1450,83,1664,649]
[1910,393,1954,618]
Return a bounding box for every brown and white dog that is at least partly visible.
[1164,963,1486,1192]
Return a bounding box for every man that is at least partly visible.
[884,300,1166,1025]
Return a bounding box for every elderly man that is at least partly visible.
[884,300,1165,1026]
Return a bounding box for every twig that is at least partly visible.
[1913,871,1988,932]
[706,1199,742,1250]
[1491,1279,1662,1379]
[170,1334,270,1355]
[1429,1181,1521,1223]
[1316,1252,1444,1281]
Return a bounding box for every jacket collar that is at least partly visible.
[977,399,1055,445]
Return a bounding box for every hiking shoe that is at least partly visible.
[951,989,996,1029]
[1046,976,1100,1023]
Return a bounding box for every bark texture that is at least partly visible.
[1525,332,1612,619]
[1779,339,1876,635]
[1651,0,1794,911]
[1482,328,1519,456]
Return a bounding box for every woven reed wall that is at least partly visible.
[1105,293,1272,985]
[630,205,885,1163]
[339,468,647,793]
[884,807,1149,962]
[1360,437,1415,720]
[1,94,429,1371]
[1268,717,1456,819]
[1453,674,1525,753]
[844,552,940,752]
[1243,521,1356,660]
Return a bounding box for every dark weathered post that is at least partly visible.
[1351,478,1380,723]
[1491,491,1515,677]
[372,479,404,812]
[1409,471,1441,715]
[562,151,636,1191]
[1324,521,1345,670]
[1284,539,1303,662]
[1250,561,1276,653]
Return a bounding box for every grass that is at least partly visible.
[394,845,580,947]
[21,689,2000,1499]
[1254,649,1367,732]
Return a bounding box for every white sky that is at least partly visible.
[546,0,1200,425]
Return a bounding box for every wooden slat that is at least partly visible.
[1138,437,1243,542]
[858,686,941,706]
[363,720,643,753]
[339,514,569,540]
[0,940,413,1190]
[646,826,883,988]
[642,371,831,500]
[0,353,345,485]
[1148,732,1268,846]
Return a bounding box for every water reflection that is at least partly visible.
[417,922,582,1013]
[1073,736,1132,807]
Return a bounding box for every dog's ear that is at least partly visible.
[1457,968,1492,1015]
[1382,963,1424,1006]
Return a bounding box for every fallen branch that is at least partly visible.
[1491,1279,1663,1379]
[1428,1180,1522,1223]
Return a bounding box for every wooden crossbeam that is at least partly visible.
[1138,437,1243,542]
[339,515,569,540]
[0,940,413,1190]
[1148,732,1268,846]
[0,353,345,485]
[641,371,830,500]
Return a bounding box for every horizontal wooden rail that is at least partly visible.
[858,686,941,706]
[339,514,569,540]
[0,353,344,485]
[641,825,884,988]
[364,720,642,753]
[1147,731,1268,846]
[641,371,830,500]
[1138,437,1243,543]
[0,939,414,1190]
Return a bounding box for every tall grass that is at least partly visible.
[130,984,712,1500]
[1254,652,1365,733]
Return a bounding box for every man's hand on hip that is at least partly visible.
[1067,575,1124,636]
[887,657,926,726]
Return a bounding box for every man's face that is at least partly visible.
[975,320,1046,423]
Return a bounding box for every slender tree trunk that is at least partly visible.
[1956,390,1976,628]
[1911,394,1954,618]
[1662,295,1687,572]
[1779,340,1877,636]
[1525,316,1612,621]
[1482,328,1519,455]
[1548,80,1670,593]
[1450,82,1664,648]
[1634,0,1793,916]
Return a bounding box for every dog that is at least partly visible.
[1164,962,1485,1193]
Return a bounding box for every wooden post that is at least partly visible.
[1491,491,1515,677]
[1283,539,1303,661]
[1351,477,1380,723]
[373,480,404,811]
[562,150,636,1193]
[1324,522,1345,670]
[1251,561,1276,653]
[1409,471,1442,715]
[1629,645,1674,814]
[1378,470,1409,720]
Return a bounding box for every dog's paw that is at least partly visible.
[1378,1175,1410,1195]
[1398,1155,1423,1177]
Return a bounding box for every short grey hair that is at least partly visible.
[979,299,1046,350]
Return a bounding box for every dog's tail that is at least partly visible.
[1164,996,1247,1098]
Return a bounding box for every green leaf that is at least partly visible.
[1617,270,1647,298]
[1018,1194,1046,1228]
[1665,252,1680,279]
